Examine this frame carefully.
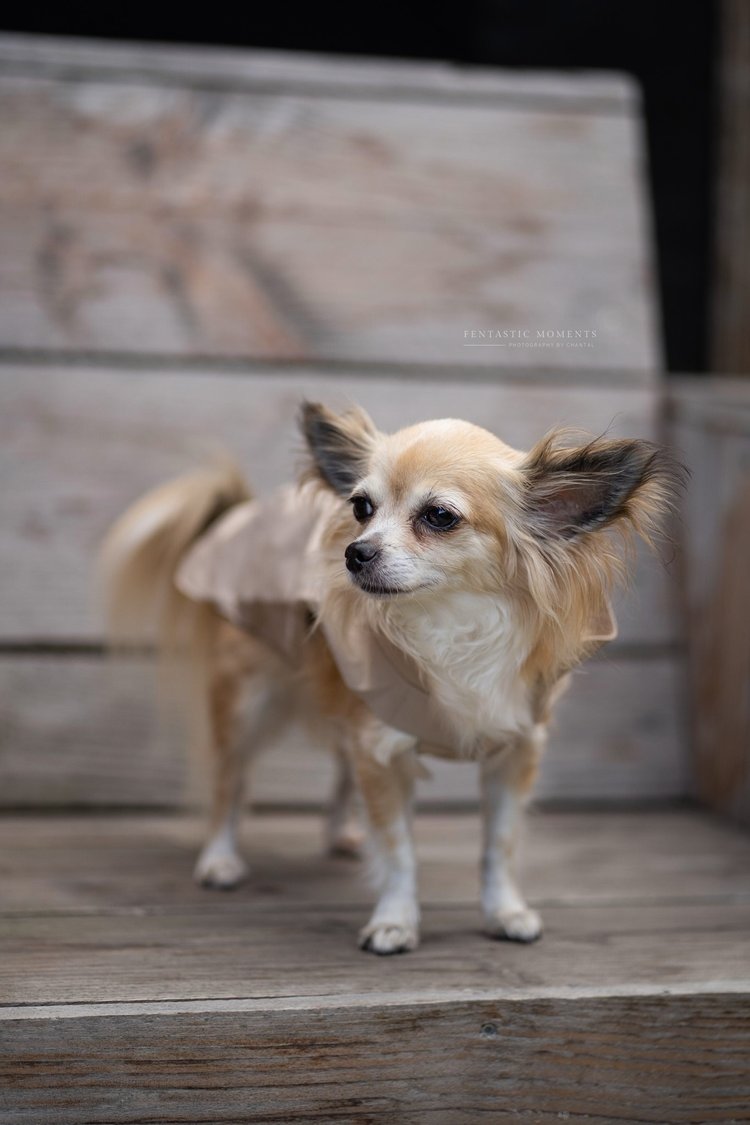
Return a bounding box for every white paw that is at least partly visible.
[358,921,419,955]
[194,847,249,890]
[486,907,543,943]
[327,823,365,859]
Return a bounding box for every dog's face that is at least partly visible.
[301,402,680,603]
[333,418,521,598]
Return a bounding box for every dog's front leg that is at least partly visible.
[480,732,545,943]
[352,735,420,955]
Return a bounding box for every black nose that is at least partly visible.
[345,540,380,573]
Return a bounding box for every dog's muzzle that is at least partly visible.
[345,540,380,574]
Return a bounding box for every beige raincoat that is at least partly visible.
[176,486,616,753]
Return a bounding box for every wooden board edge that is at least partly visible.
[0,33,640,112]
[1,993,747,1124]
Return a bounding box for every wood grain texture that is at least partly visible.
[0,652,686,808]
[0,361,679,645]
[0,811,748,1006]
[6,898,747,1007]
[2,994,749,1124]
[1,809,749,1123]
[667,380,750,824]
[0,35,659,370]
[3,810,749,914]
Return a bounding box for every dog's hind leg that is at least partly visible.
[325,748,364,858]
[194,633,287,890]
[193,661,251,889]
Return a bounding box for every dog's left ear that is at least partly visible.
[521,432,685,541]
[300,401,378,496]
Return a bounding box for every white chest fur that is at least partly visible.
[382,591,533,751]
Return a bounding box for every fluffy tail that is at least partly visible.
[99,460,250,654]
[98,462,251,790]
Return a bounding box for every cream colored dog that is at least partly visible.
[101,403,681,954]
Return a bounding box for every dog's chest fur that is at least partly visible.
[381,591,534,751]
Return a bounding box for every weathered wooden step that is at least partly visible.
[1,811,748,1122]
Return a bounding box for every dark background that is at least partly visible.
[1,1,719,372]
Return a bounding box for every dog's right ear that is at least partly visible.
[300,402,377,496]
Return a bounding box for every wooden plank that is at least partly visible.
[711,0,750,374]
[0,855,748,1006]
[0,361,678,645]
[6,884,747,1007]
[667,380,750,824]
[0,39,659,369]
[0,652,686,808]
[668,375,750,431]
[1,810,748,914]
[2,993,749,1124]
[1,809,747,1121]
[0,33,640,110]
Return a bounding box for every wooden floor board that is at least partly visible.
[2,809,748,1122]
[3,995,749,1125]
[4,899,750,1008]
[1,810,748,914]
[1,810,748,1008]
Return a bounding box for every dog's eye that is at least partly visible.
[350,495,374,522]
[421,506,460,530]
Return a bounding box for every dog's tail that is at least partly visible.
[98,459,251,702]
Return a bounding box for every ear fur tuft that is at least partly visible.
[299,402,377,496]
[522,430,688,541]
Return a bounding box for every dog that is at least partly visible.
[100,401,682,954]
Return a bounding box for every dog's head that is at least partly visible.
[301,402,684,615]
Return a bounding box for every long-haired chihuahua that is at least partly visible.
[101,402,682,954]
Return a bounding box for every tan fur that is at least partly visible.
[98,461,251,716]
[98,462,256,807]
[101,403,683,950]
[205,624,266,831]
